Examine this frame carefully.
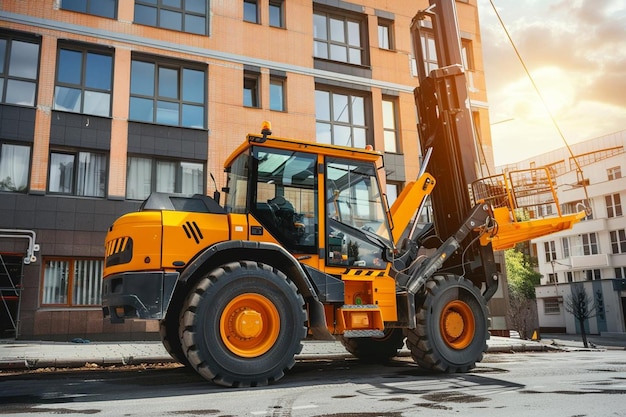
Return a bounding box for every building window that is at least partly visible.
[608,166,621,181]
[269,0,285,28]
[606,193,623,218]
[61,0,117,19]
[561,199,593,220]
[548,273,557,284]
[315,89,368,148]
[566,233,599,256]
[244,0,259,24]
[313,10,365,65]
[566,271,573,282]
[270,76,285,111]
[54,46,113,117]
[42,258,103,306]
[243,71,260,108]
[129,58,206,128]
[48,150,107,197]
[134,0,207,35]
[461,39,474,71]
[378,18,393,50]
[615,267,626,279]
[421,31,438,74]
[544,240,556,263]
[610,229,626,254]
[386,182,400,206]
[544,298,560,314]
[126,156,204,200]
[586,269,601,281]
[0,34,40,107]
[0,143,30,192]
[382,98,399,153]
[562,237,570,258]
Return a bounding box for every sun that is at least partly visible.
[497,66,577,122]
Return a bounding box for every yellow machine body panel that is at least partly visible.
[161,211,230,268]
[482,208,586,251]
[104,211,163,276]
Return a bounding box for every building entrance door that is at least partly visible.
[0,254,22,338]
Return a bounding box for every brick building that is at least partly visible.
[0,0,499,340]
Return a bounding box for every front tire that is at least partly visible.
[180,261,307,387]
[159,316,190,367]
[406,274,488,373]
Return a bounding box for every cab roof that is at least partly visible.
[223,133,383,169]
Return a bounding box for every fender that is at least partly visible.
[175,239,335,340]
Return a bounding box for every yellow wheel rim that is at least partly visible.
[220,293,280,358]
[439,300,475,350]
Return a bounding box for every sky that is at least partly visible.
[476,0,626,166]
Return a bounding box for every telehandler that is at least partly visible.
[102,0,586,387]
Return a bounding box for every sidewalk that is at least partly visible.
[0,335,564,371]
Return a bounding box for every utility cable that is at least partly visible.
[487,0,591,213]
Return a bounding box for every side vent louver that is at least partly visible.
[105,237,133,267]
[182,221,204,244]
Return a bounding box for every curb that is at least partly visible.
[1,344,555,371]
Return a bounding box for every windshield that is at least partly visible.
[326,157,392,244]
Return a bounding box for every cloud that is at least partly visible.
[477,0,626,165]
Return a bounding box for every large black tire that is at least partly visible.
[339,328,405,363]
[180,261,307,387]
[406,274,489,373]
[159,314,190,367]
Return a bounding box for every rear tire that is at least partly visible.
[180,261,307,387]
[340,328,405,363]
[406,274,488,373]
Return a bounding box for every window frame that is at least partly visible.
[543,298,560,315]
[243,71,260,108]
[47,149,108,198]
[129,56,207,129]
[0,142,31,193]
[41,258,104,307]
[607,166,622,181]
[385,181,400,207]
[315,87,370,148]
[382,97,399,153]
[269,75,285,112]
[134,0,209,35]
[269,0,285,28]
[54,43,114,117]
[585,269,601,281]
[313,9,367,66]
[126,155,205,200]
[377,18,394,50]
[544,240,556,263]
[610,229,626,254]
[420,31,438,74]
[60,0,117,19]
[0,33,40,107]
[244,0,260,24]
[606,193,623,218]
[566,233,599,256]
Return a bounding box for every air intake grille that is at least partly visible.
[105,237,133,267]
[182,221,204,244]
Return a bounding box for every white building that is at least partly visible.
[498,130,626,335]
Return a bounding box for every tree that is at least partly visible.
[504,246,542,339]
[563,284,596,348]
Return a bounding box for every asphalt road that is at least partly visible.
[1,349,626,416]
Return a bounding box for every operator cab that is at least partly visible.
[223,125,394,268]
